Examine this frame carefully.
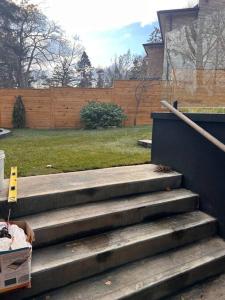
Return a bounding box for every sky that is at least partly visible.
[32,0,198,67]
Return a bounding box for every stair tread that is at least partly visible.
[38,237,225,300]
[32,211,215,274]
[167,272,225,300]
[21,189,197,230]
[0,164,181,201]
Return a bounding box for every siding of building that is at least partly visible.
[144,44,164,79]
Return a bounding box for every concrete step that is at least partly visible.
[22,189,199,248]
[3,211,217,299]
[167,272,225,300]
[138,139,152,148]
[0,164,182,218]
[35,237,225,300]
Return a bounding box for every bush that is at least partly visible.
[80,101,127,129]
[12,95,26,128]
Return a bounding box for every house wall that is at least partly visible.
[171,13,198,30]
[199,0,225,11]
[162,12,198,36]
[160,10,198,42]
[161,69,225,107]
[163,4,225,77]
[0,80,163,129]
[196,1,225,69]
[162,12,198,80]
[144,45,164,79]
[148,1,225,80]
[146,11,198,80]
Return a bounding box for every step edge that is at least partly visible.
[30,194,199,231]
[119,247,225,300]
[0,174,183,203]
[32,217,217,274]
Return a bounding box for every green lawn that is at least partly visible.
[180,107,225,113]
[0,126,152,178]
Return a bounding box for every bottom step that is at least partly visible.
[37,237,225,300]
[166,272,225,300]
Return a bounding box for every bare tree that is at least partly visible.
[104,50,145,87]
[129,56,147,80]
[0,0,63,87]
[103,50,149,124]
[148,26,162,43]
[49,36,84,87]
[14,0,62,87]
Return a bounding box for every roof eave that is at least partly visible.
[143,42,164,54]
[157,6,199,42]
[157,6,199,16]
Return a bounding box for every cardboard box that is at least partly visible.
[0,221,33,294]
[0,247,31,293]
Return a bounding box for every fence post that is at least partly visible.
[50,87,55,129]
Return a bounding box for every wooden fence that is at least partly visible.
[0,80,162,128]
[0,74,224,129]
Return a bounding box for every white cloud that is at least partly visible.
[36,0,197,35]
[31,0,198,66]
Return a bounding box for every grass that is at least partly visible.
[180,107,225,113]
[0,126,152,178]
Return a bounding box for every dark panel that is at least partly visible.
[151,113,225,237]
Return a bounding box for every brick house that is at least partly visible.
[144,0,225,80]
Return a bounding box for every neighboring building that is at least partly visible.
[144,0,225,80]
[143,42,164,79]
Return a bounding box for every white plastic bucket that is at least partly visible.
[0,150,5,190]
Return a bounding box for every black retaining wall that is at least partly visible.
[151,113,225,237]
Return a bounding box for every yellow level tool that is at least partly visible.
[8,166,17,203]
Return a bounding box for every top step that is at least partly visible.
[0,165,182,218]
